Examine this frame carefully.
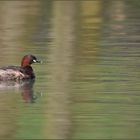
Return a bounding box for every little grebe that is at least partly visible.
[0,55,40,80]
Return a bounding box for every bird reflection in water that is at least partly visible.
[0,79,38,103]
[20,79,36,103]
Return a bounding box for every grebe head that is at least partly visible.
[21,55,40,67]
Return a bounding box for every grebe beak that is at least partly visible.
[33,59,41,63]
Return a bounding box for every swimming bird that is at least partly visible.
[0,55,40,81]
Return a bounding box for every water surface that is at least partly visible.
[0,0,140,139]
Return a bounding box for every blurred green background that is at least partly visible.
[0,0,140,139]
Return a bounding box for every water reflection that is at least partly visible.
[0,79,37,103]
[0,0,140,139]
[20,80,36,103]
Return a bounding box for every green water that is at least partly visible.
[0,0,140,139]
